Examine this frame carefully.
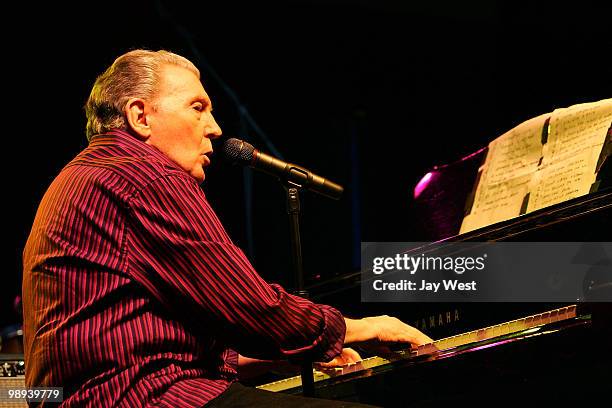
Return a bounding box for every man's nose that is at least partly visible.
[205,113,222,140]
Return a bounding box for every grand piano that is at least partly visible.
[255,122,612,406]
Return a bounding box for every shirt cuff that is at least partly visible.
[315,304,346,362]
[280,300,345,363]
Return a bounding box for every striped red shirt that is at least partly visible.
[22,130,345,407]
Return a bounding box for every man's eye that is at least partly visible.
[193,103,203,111]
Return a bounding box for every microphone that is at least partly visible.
[222,138,344,200]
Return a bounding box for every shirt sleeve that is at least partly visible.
[125,173,345,362]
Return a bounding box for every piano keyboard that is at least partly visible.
[415,304,577,355]
[257,304,578,392]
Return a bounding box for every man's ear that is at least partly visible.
[124,98,151,140]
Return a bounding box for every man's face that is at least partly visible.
[145,64,222,183]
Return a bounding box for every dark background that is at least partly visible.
[3,0,610,327]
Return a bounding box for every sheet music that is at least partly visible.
[460,98,612,234]
[460,114,547,233]
[527,99,612,211]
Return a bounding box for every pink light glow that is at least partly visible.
[414,171,434,199]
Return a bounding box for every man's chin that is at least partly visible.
[191,170,205,184]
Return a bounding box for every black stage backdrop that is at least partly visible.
[3,0,611,327]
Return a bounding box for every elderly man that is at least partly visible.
[22,49,431,407]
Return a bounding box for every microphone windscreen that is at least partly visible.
[222,138,255,165]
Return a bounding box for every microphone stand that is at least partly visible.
[285,184,315,397]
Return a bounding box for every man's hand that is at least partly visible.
[315,347,362,369]
[344,315,433,347]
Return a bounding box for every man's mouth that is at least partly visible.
[202,152,212,167]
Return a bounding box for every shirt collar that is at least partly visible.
[89,129,184,173]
